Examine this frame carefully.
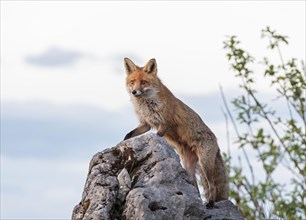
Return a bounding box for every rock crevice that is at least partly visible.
[72,134,243,220]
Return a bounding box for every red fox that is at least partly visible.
[123,58,229,208]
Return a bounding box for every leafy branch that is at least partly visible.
[222,26,306,220]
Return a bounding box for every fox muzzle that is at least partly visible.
[131,90,143,97]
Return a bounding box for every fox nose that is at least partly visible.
[132,90,137,95]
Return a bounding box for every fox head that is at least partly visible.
[124,58,158,98]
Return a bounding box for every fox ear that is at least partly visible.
[124,57,137,75]
[144,58,157,75]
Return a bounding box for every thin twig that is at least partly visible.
[245,87,304,176]
[221,106,231,158]
[219,85,256,186]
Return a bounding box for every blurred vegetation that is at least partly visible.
[221,26,305,219]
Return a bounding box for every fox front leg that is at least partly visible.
[124,123,151,140]
[156,124,171,137]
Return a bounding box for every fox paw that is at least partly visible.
[156,131,164,137]
[205,200,215,209]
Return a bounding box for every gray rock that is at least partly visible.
[72,134,244,220]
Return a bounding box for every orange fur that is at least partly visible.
[123,58,229,208]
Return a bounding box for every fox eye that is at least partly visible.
[141,80,148,85]
[129,80,135,86]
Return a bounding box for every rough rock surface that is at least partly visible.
[72,134,244,220]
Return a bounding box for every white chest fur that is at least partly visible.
[132,97,164,127]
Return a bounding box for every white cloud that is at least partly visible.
[1,1,304,111]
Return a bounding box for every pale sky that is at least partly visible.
[1,1,305,219]
[2,1,305,110]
